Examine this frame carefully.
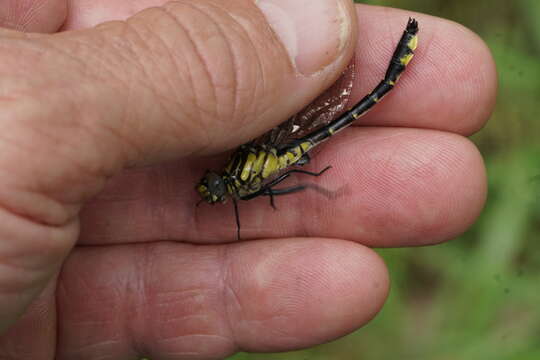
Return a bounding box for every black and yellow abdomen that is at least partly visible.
[196,18,419,239]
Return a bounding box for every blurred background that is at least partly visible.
[231,0,540,359]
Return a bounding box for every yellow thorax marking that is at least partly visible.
[252,151,267,175]
[240,152,257,181]
[262,152,279,178]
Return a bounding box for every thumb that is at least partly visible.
[3,0,357,161]
[0,0,356,331]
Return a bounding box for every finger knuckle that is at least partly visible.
[126,1,287,148]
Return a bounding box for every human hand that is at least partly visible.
[0,0,495,359]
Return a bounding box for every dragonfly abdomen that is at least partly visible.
[196,18,419,240]
[297,18,419,147]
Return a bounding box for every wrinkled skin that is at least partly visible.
[0,1,495,359]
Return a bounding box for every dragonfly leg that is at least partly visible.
[233,198,241,241]
[234,165,331,237]
[265,185,308,210]
[269,192,276,210]
[296,153,311,166]
[265,184,307,197]
[241,165,332,213]
[272,165,332,180]
[241,165,332,202]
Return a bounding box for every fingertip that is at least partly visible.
[445,21,497,134]
[226,238,389,352]
[328,128,487,247]
[438,134,487,241]
[415,16,497,135]
[257,0,357,76]
[352,5,497,135]
[0,0,67,33]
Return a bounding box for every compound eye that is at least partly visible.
[211,177,221,188]
[206,172,226,197]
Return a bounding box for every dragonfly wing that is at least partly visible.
[255,61,356,148]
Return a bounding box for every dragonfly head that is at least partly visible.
[196,171,228,204]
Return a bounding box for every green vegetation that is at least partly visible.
[231,0,540,359]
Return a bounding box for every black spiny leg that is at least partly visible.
[233,166,331,239]
[241,166,332,209]
[296,153,311,166]
[265,185,307,209]
[233,198,241,240]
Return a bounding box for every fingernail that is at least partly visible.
[256,0,352,76]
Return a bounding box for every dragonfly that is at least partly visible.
[196,18,419,240]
